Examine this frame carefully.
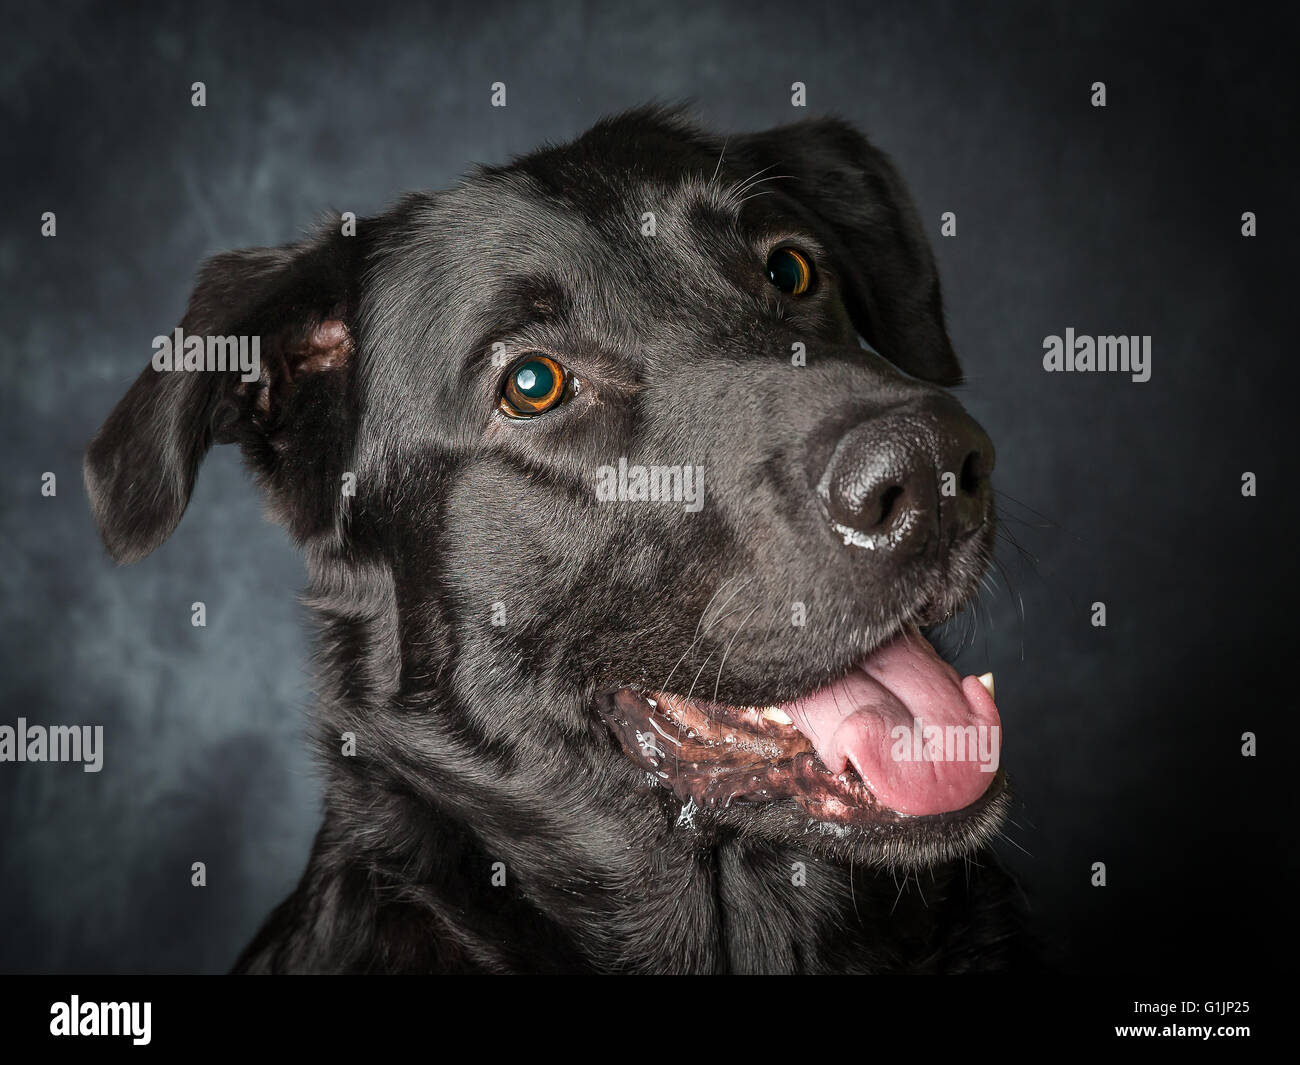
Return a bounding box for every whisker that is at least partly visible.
[990,552,1026,662]
[728,162,778,198]
[712,602,763,705]
[991,488,1076,541]
[890,870,909,914]
[660,575,754,695]
[710,137,729,186]
[995,827,1033,858]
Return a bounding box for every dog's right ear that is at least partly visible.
[85,226,365,564]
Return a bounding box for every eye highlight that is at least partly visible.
[499,354,569,418]
[765,247,814,296]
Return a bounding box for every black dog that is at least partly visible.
[85,107,1025,973]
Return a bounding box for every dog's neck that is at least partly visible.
[285,554,1017,973]
[306,704,1013,973]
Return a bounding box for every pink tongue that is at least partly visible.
[782,625,1001,816]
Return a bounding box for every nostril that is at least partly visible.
[958,449,986,496]
[875,483,906,529]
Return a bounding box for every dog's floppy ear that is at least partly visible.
[728,118,962,386]
[85,226,363,564]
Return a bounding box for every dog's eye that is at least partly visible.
[499,355,570,418]
[766,247,814,296]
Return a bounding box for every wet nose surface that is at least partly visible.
[818,398,994,554]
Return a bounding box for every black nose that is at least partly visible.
[817,398,994,552]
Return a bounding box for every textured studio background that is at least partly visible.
[1,0,1293,973]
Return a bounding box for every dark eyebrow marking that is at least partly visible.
[458,274,572,377]
[508,273,571,319]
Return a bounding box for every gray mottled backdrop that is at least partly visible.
[1,0,1292,973]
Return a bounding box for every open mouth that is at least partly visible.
[599,623,1006,836]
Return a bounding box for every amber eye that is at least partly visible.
[766,247,814,295]
[499,354,569,418]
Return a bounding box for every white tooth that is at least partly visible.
[762,706,794,726]
[977,672,995,699]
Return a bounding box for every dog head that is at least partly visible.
[86,107,1006,873]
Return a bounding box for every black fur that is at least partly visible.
[85,108,1026,973]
